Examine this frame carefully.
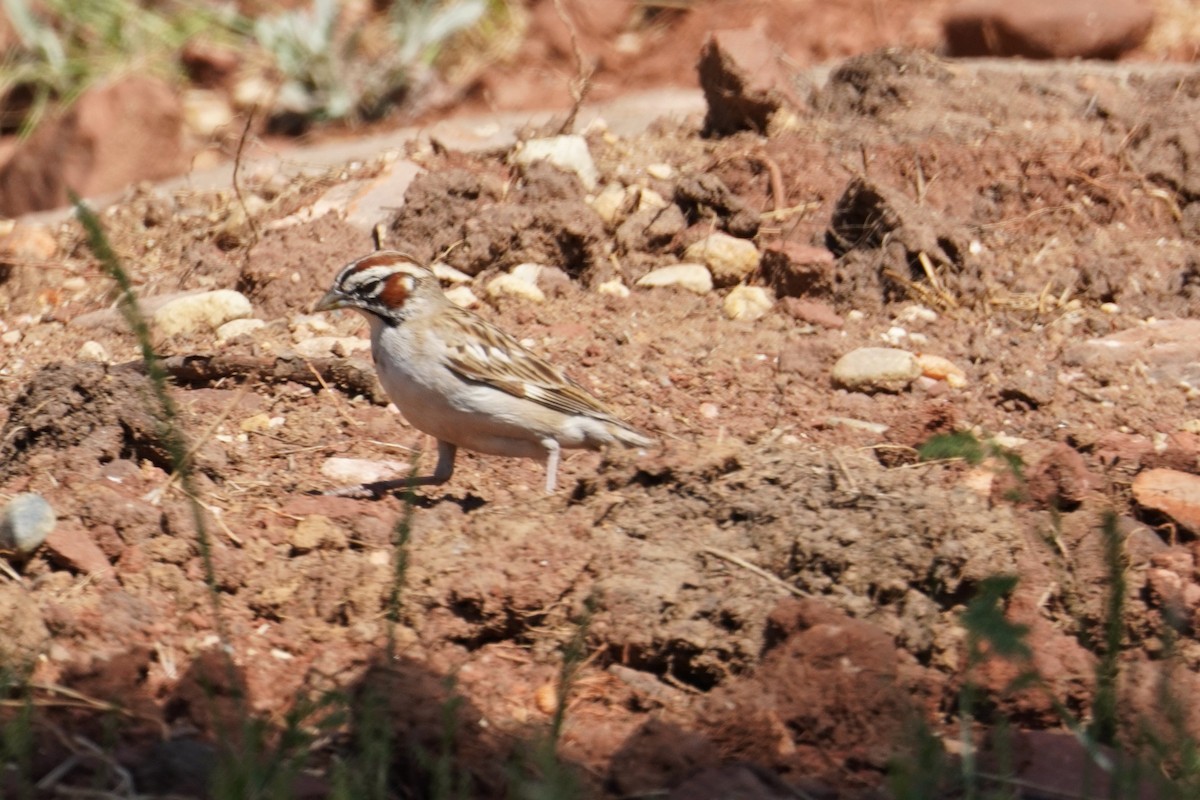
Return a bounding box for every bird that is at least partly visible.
[313,251,654,495]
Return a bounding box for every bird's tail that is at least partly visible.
[609,420,655,449]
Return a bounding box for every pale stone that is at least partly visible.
[917,353,968,388]
[597,279,630,298]
[431,262,472,284]
[487,273,545,303]
[832,347,921,393]
[321,457,411,485]
[290,313,334,336]
[216,318,265,342]
[76,340,109,362]
[1,330,22,345]
[292,336,370,359]
[683,232,761,287]
[182,89,234,138]
[511,263,544,285]
[153,290,252,337]
[636,187,668,211]
[723,285,773,321]
[289,515,348,553]
[444,285,480,308]
[511,135,598,190]
[239,413,275,433]
[1132,469,1200,534]
[636,264,713,295]
[646,163,674,180]
[590,182,628,226]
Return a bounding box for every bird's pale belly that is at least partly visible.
[375,356,553,459]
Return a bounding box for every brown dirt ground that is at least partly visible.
[4,6,1200,800]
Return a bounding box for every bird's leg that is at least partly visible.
[327,441,457,498]
[542,438,561,493]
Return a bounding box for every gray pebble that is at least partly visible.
[832,347,921,393]
[0,493,56,555]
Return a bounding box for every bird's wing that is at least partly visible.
[440,306,623,421]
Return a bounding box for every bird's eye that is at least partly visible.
[357,278,382,295]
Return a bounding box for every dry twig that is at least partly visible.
[701,546,810,598]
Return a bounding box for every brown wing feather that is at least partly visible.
[441,306,624,421]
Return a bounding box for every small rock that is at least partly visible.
[239,413,274,433]
[487,273,545,303]
[616,204,687,253]
[290,515,348,554]
[636,187,669,211]
[590,182,629,226]
[697,27,807,135]
[636,264,713,295]
[444,285,480,308]
[944,0,1153,59]
[345,159,425,231]
[1026,443,1092,510]
[2,330,22,345]
[723,285,773,321]
[0,493,56,555]
[153,290,253,337]
[182,89,234,139]
[1064,319,1200,386]
[675,174,760,238]
[215,318,265,343]
[0,223,59,262]
[232,74,274,111]
[781,298,843,329]
[761,242,836,297]
[321,457,411,486]
[511,263,544,286]
[597,279,630,298]
[431,261,472,284]
[1133,469,1200,534]
[683,232,761,288]
[898,304,939,324]
[290,313,334,336]
[512,135,597,191]
[916,353,967,388]
[291,336,370,359]
[646,163,674,180]
[76,340,110,362]
[832,347,921,393]
[44,522,110,575]
[822,416,890,435]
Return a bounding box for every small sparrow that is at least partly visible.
[314,251,654,495]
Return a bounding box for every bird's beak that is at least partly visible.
[313,289,347,313]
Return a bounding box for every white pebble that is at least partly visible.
[153,290,252,337]
[321,457,411,485]
[723,285,773,321]
[683,233,761,287]
[444,285,480,308]
[511,135,597,190]
[216,318,265,343]
[596,279,630,298]
[636,264,713,295]
[431,262,472,284]
[646,163,674,180]
[77,340,110,362]
[487,274,545,303]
